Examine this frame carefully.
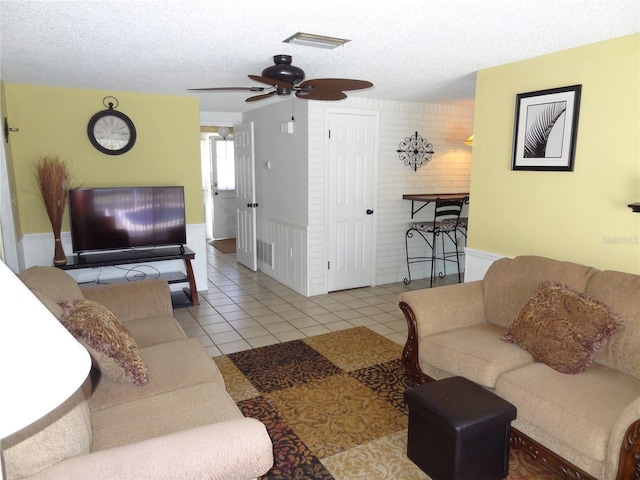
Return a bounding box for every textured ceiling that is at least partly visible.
[1,1,638,113]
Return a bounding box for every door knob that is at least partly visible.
[366,209,374,215]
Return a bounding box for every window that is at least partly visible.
[215,138,235,190]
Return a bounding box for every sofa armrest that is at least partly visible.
[29,418,274,480]
[398,280,487,338]
[80,279,173,321]
[606,396,640,480]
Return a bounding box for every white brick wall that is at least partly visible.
[309,97,474,293]
[307,104,330,295]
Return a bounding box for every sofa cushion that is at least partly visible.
[80,279,174,323]
[59,299,149,386]
[19,266,84,303]
[89,339,226,411]
[2,386,92,480]
[120,315,187,348]
[483,256,599,328]
[586,270,640,380]
[91,382,244,451]
[502,283,623,374]
[419,323,534,388]
[496,362,640,462]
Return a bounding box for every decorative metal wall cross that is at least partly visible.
[397,131,435,171]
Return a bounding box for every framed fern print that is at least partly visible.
[511,85,581,171]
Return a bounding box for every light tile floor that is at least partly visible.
[173,244,462,357]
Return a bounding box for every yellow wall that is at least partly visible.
[3,84,203,234]
[469,34,640,274]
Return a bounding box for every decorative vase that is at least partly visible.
[53,234,66,266]
[32,155,73,268]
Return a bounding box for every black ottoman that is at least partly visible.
[404,376,517,480]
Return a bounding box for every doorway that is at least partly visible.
[326,112,377,291]
[201,129,236,240]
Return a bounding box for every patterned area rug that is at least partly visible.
[214,327,562,480]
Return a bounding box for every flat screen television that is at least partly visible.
[68,186,187,254]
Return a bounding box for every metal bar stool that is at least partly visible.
[404,198,465,287]
[457,196,469,243]
[457,217,468,247]
[455,198,469,264]
[457,217,468,238]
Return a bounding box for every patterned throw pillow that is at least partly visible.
[502,282,623,374]
[59,299,150,385]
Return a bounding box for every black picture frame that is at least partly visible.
[511,84,581,171]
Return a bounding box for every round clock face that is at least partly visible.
[87,109,136,155]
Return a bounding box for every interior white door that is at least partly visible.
[234,122,257,271]
[327,113,376,291]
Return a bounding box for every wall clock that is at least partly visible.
[87,99,136,155]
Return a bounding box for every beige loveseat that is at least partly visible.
[2,266,273,480]
[398,255,640,480]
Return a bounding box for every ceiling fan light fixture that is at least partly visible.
[283,32,350,49]
[192,55,372,103]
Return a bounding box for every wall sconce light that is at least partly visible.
[397,131,435,172]
[464,135,474,146]
[628,203,640,213]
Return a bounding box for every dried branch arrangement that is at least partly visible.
[32,155,73,265]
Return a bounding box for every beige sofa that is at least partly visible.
[398,255,640,480]
[2,266,273,480]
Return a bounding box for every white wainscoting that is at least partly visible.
[18,224,208,293]
[464,248,506,282]
[256,215,308,296]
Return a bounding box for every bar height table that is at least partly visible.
[403,193,470,218]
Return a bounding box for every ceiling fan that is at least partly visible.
[188,54,373,103]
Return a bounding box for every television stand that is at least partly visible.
[58,246,199,308]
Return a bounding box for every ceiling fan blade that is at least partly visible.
[299,78,373,92]
[188,86,265,92]
[296,90,347,101]
[246,91,278,103]
[248,74,293,90]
